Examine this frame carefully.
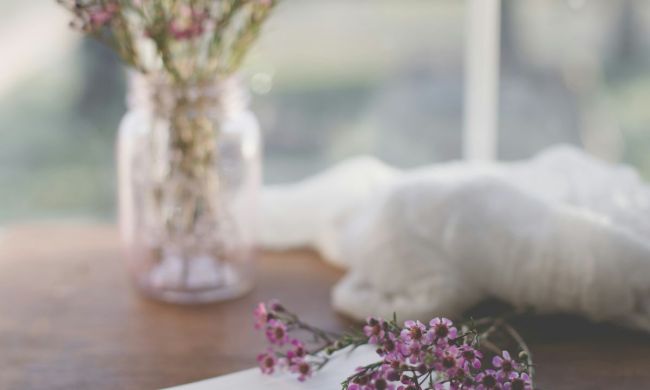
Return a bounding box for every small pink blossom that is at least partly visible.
[476,369,501,390]
[256,350,276,374]
[400,320,428,345]
[286,339,307,363]
[370,377,395,390]
[504,372,533,390]
[437,345,460,376]
[377,333,400,358]
[364,317,386,344]
[253,302,270,329]
[265,319,289,346]
[406,342,424,364]
[428,317,458,343]
[459,345,483,370]
[492,350,517,379]
[289,358,313,382]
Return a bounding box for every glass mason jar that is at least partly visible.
[117,73,260,304]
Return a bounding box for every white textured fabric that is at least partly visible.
[260,146,650,331]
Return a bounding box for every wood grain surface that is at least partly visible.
[0,225,648,389]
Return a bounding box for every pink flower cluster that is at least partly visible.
[254,301,314,381]
[350,316,532,390]
[254,301,534,390]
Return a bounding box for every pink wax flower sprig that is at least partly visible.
[253,300,370,381]
[254,301,536,390]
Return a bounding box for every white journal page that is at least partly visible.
[164,346,378,390]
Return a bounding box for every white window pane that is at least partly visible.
[247,0,466,183]
[499,0,650,179]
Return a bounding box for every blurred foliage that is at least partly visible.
[0,40,125,221]
[1,0,650,224]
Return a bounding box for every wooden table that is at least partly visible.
[1,225,649,389]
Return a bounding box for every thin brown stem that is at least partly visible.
[502,322,535,380]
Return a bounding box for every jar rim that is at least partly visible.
[126,71,249,116]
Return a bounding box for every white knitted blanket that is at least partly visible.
[260,146,650,331]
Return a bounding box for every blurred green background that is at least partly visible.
[0,0,649,223]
